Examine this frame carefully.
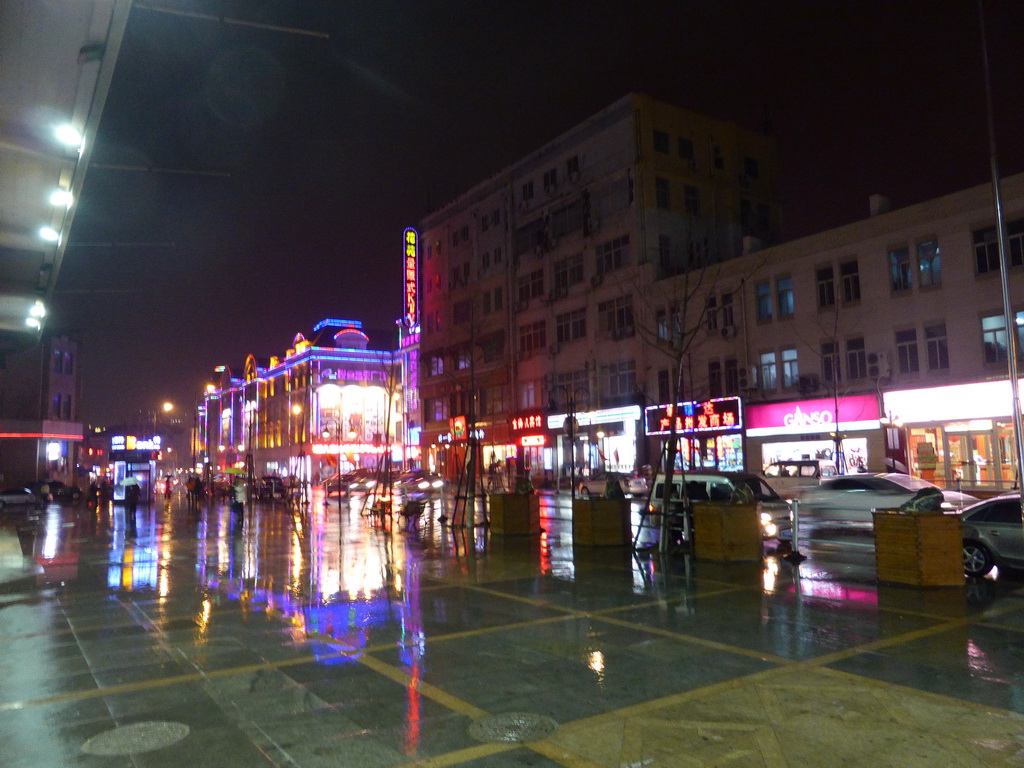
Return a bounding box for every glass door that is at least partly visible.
[946,432,994,488]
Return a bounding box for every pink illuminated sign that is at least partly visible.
[745,395,878,432]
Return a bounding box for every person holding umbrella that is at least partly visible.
[122,476,140,538]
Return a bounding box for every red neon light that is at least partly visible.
[520,435,545,447]
[0,432,83,440]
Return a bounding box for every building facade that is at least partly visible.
[0,333,83,487]
[418,93,782,487]
[197,319,404,487]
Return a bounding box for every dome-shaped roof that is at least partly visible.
[334,328,369,350]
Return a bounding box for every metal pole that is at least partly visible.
[979,0,1024,519]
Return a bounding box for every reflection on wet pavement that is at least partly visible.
[2,491,1024,766]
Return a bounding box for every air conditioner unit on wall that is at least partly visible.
[737,367,751,391]
[867,351,890,378]
[720,325,737,339]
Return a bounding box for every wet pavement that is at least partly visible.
[3,490,1024,767]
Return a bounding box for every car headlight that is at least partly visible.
[431,480,444,488]
[763,523,778,537]
[418,481,429,489]
[760,512,772,524]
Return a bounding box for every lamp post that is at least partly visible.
[559,386,588,503]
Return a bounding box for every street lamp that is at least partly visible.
[559,386,588,503]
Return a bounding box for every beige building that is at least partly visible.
[418,93,782,486]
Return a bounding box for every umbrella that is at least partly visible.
[119,477,140,486]
[223,467,246,475]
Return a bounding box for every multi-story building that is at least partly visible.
[419,93,781,486]
[0,333,84,486]
[198,319,404,487]
[670,172,1024,492]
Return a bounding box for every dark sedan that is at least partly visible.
[962,494,1024,577]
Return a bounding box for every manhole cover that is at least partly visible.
[81,721,190,755]
[468,712,558,744]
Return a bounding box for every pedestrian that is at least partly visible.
[231,478,246,532]
[164,475,173,502]
[124,482,140,538]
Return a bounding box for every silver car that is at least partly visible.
[798,472,976,523]
[0,487,40,510]
[962,494,1024,577]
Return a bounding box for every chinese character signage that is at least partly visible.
[644,397,742,436]
[403,227,418,328]
[510,412,545,434]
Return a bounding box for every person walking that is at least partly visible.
[231,478,246,533]
[124,482,140,538]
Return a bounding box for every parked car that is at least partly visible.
[799,472,976,523]
[323,468,377,498]
[28,480,82,502]
[648,470,792,540]
[0,487,40,511]
[961,494,1024,577]
[395,470,446,500]
[762,459,838,498]
[576,471,648,498]
[256,476,286,500]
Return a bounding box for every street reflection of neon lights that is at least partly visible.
[197,598,212,641]
[588,650,606,687]
[762,559,779,593]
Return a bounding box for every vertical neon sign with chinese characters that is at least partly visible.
[404,227,418,328]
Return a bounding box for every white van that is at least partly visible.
[762,460,837,498]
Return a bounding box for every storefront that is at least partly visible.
[745,395,882,474]
[545,404,642,488]
[884,381,1021,491]
[644,397,744,472]
[109,434,160,501]
[510,411,548,485]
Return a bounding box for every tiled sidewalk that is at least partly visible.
[1,496,1024,767]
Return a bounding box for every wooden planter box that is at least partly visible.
[692,502,762,561]
[872,510,964,587]
[572,498,630,546]
[489,493,541,535]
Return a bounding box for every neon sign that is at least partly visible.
[111,434,162,451]
[521,435,545,447]
[404,228,418,328]
[510,413,545,433]
[644,397,742,436]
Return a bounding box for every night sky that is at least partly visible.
[54,0,1024,425]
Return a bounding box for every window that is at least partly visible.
[658,369,671,403]
[889,246,911,291]
[655,177,670,209]
[566,155,580,177]
[743,157,759,179]
[429,354,445,376]
[678,137,694,162]
[755,281,772,322]
[708,360,722,397]
[482,292,491,315]
[53,393,62,419]
[840,260,861,302]
[822,341,840,383]
[517,269,544,303]
[553,253,584,290]
[522,180,534,201]
[776,277,794,317]
[713,146,724,170]
[846,337,867,379]
[492,209,500,227]
[53,350,62,373]
[720,292,734,328]
[456,345,471,370]
[918,240,941,287]
[603,360,636,398]
[653,129,670,153]
[494,246,502,264]
[972,220,1024,273]
[724,359,739,394]
[598,296,634,335]
[658,235,671,269]
[895,329,919,374]
[518,320,546,357]
[428,398,448,422]
[595,234,630,273]
[543,168,557,191]
[453,299,472,324]
[555,308,587,344]
[781,348,798,388]
[494,287,503,311]
[816,266,835,308]
[925,323,949,370]
[759,352,777,390]
[656,309,668,341]
[519,379,541,409]
[982,314,1007,363]
[705,296,718,331]
[684,185,700,216]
